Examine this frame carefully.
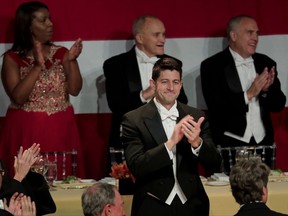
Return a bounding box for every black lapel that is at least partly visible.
[176,103,188,167]
[125,46,143,92]
[143,102,167,145]
[223,49,243,93]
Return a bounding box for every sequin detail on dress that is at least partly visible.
[10,45,71,115]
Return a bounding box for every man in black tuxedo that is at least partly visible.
[230,158,288,216]
[103,15,188,151]
[200,15,286,171]
[122,57,221,216]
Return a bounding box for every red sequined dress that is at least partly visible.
[0,45,85,178]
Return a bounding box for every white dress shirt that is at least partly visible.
[225,48,265,143]
[135,47,159,103]
[153,98,188,204]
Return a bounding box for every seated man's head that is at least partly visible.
[229,158,270,205]
[81,182,126,216]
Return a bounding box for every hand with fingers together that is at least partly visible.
[3,192,23,215]
[165,115,204,150]
[262,66,275,91]
[19,196,36,216]
[32,40,45,69]
[13,143,41,182]
[68,38,83,61]
[181,116,205,148]
[4,193,36,216]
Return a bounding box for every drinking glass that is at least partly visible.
[30,158,47,175]
[235,149,251,163]
[44,161,57,186]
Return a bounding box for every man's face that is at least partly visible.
[152,69,182,110]
[136,17,165,57]
[110,190,126,216]
[230,17,259,58]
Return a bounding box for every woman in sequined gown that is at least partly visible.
[0,1,85,178]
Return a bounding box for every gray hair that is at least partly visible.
[81,182,117,216]
[132,15,160,37]
[226,15,255,40]
[229,158,270,205]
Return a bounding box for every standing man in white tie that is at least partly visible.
[122,57,221,216]
[200,15,286,172]
[103,15,188,166]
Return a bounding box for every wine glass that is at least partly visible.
[30,158,47,175]
[44,160,57,186]
[235,149,251,163]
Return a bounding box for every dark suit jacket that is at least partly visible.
[0,209,13,216]
[0,171,56,215]
[235,202,288,216]
[122,100,222,216]
[200,47,286,147]
[103,46,188,148]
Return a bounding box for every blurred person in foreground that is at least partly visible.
[2,193,36,216]
[229,158,288,216]
[103,15,188,153]
[81,182,126,216]
[0,1,85,177]
[0,143,56,215]
[122,57,221,216]
[200,15,286,172]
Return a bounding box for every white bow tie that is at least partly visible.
[235,57,254,67]
[160,109,179,121]
[140,56,159,64]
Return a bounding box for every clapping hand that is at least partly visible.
[3,192,23,215]
[181,116,204,148]
[247,66,275,100]
[14,143,41,182]
[166,115,204,150]
[262,66,275,91]
[4,193,36,216]
[142,83,156,101]
[19,196,36,216]
[68,38,83,61]
[33,40,45,69]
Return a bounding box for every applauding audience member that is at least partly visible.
[122,57,221,216]
[103,15,188,151]
[200,15,286,172]
[0,1,84,178]
[0,144,56,215]
[2,192,36,216]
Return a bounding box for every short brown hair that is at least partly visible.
[152,57,182,81]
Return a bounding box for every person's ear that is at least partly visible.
[135,33,143,44]
[103,203,112,216]
[262,186,268,203]
[230,30,237,42]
